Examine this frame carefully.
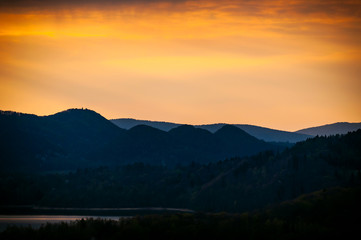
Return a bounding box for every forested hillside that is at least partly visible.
[1,130,360,213]
[0,109,280,171]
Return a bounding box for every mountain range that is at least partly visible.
[111,118,361,142]
[1,108,360,172]
[0,108,281,171]
[296,122,361,136]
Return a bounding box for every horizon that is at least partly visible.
[1,107,360,132]
[1,0,361,131]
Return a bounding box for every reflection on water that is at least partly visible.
[0,207,195,231]
[0,215,123,231]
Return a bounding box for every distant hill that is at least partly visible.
[196,124,311,143]
[0,109,281,171]
[111,118,181,132]
[296,122,361,136]
[0,109,125,171]
[101,124,280,167]
[111,119,311,143]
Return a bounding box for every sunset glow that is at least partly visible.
[1,0,360,131]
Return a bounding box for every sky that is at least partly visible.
[0,0,360,131]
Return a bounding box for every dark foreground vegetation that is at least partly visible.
[1,129,360,212]
[1,187,360,240]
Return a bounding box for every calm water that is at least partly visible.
[0,215,125,231]
[0,207,194,231]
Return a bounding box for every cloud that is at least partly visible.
[1,0,360,18]
[0,0,187,11]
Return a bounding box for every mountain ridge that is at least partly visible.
[111,118,361,142]
[0,108,281,171]
[111,118,312,143]
[296,122,361,136]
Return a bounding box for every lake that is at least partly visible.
[0,215,123,231]
[0,207,195,231]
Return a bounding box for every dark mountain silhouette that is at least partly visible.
[198,124,311,143]
[169,124,213,141]
[0,109,280,171]
[111,119,311,143]
[115,125,173,166]
[111,118,181,132]
[169,125,216,153]
[0,109,125,171]
[214,125,271,159]
[108,124,278,167]
[295,122,361,136]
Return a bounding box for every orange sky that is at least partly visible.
[0,0,360,131]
